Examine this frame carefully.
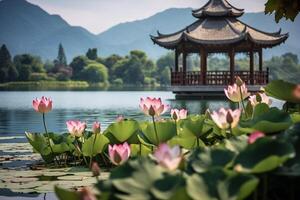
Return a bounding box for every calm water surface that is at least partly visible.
[0,91,231,135]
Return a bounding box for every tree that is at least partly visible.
[56,43,67,66]
[14,54,45,81]
[0,44,18,82]
[86,48,98,60]
[70,56,89,79]
[265,0,300,22]
[81,63,108,83]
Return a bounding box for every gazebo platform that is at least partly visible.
[171,85,263,99]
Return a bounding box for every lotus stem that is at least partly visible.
[152,116,159,145]
[139,142,142,156]
[239,86,247,116]
[42,113,58,165]
[75,138,88,167]
[90,133,98,168]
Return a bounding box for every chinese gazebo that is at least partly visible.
[151,0,288,97]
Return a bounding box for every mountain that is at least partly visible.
[0,0,96,61]
[0,0,299,61]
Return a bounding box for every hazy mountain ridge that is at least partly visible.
[0,0,299,60]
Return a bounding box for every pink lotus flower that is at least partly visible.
[32,96,52,113]
[210,108,241,129]
[249,93,272,107]
[248,131,265,144]
[139,97,170,117]
[293,84,300,100]
[66,120,86,137]
[224,83,250,103]
[171,109,188,121]
[154,144,182,171]
[92,122,101,134]
[108,142,131,165]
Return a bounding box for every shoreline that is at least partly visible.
[0,81,171,91]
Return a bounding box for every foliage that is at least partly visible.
[81,63,108,83]
[86,48,98,60]
[265,0,300,22]
[56,43,67,66]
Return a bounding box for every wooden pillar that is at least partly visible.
[175,50,179,72]
[183,52,187,72]
[200,48,207,85]
[249,49,254,85]
[182,52,187,85]
[229,49,235,84]
[259,49,263,72]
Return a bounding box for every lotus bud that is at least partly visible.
[226,111,234,125]
[91,162,100,177]
[248,131,265,144]
[149,105,156,117]
[235,76,244,87]
[92,122,101,134]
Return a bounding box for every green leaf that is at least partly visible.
[25,132,52,158]
[240,107,292,133]
[265,80,300,103]
[187,148,235,173]
[104,120,140,144]
[168,136,205,149]
[54,185,81,200]
[140,120,176,146]
[82,134,109,157]
[234,137,295,173]
[186,169,258,200]
[130,144,152,156]
[177,115,206,138]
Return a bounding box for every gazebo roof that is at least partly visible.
[151,0,288,51]
[192,0,244,18]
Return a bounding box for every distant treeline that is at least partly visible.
[0,43,299,86]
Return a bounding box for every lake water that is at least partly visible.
[0,91,232,136]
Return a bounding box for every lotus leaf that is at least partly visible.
[104,120,140,144]
[265,80,300,104]
[139,120,176,146]
[186,169,258,200]
[234,137,295,173]
[240,107,292,133]
[82,134,109,157]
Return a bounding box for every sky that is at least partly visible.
[27,0,265,34]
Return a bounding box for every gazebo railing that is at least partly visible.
[171,70,269,86]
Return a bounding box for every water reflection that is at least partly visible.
[0,91,230,135]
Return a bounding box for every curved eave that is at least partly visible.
[184,32,246,45]
[192,10,244,18]
[247,33,289,47]
[151,34,184,49]
[236,19,283,37]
